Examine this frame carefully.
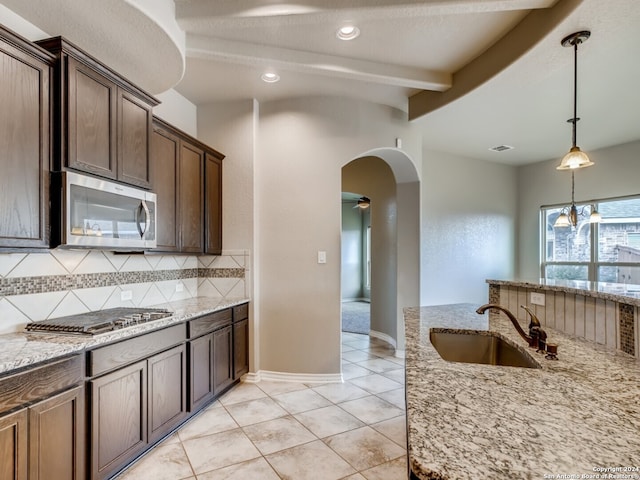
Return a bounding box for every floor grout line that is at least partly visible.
[116,332,407,480]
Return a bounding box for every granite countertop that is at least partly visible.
[488,278,640,307]
[0,296,249,375]
[404,303,640,480]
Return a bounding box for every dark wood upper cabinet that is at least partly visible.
[205,152,223,255]
[151,125,180,251]
[0,25,53,250]
[180,141,205,253]
[36,36,158,189]
[118,89,153,187]
[66,55,117,179]
[151,117,224,254]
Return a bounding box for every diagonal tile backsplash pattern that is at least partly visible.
[0,250,248,334]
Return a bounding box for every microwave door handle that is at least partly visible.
[136,201,150,238]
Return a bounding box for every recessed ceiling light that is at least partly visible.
[336,25,360,41]
[261,72,280,83]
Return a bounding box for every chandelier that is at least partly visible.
[553,171,601,227]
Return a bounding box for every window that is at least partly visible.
[541,197,640,283]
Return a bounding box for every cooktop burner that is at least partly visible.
[25,307,173,335]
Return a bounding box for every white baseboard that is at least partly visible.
[243,370,343,384]
[394,349,405,359]
[369,330,397,349]
[242,372,260,383]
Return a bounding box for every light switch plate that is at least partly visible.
[317,251,327,264]
[530,292,545,306]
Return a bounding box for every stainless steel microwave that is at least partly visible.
[53,171,157,250]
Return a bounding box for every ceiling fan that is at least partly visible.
[354,196,370,209]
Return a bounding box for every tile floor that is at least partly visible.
[115,332,408,480]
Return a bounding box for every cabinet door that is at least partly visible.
[204,152,223,255]
[66,56,117,179]
[0,408,27,480]
[189,334,214,412]
[233,319,249,379]
[118,89,152,188]
[90,360,147,480]
[179,142,204,252]
[213,326,233,395]
[150,126,179,251]
[0,37,50,248]
[28,386,85,480]
[148,345,187,444]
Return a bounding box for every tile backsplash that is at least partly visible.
[493,284,638,357]
[0,250,248,334]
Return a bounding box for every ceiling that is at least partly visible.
[1,0,639,166]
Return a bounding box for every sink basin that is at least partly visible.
[430,330,540,368]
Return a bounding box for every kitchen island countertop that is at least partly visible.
[404,303,640,480]
[0,296,249,375]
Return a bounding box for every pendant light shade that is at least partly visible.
[557,146,594,170]
[556,31,592,170]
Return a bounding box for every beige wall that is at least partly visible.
[197,99,257,371]
[256,96,421,375]
[421,148,517,305]
[154,89,198,137]
[343,156,398,343]
[517,140,640,279]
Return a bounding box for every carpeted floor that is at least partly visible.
[341,301,370,335]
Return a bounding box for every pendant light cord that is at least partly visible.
[571,40,578,148]
[571,170,575,206]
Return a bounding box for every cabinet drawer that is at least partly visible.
[233,303,248,322]
[0,355,84,415]
[88,324,186,377]
[188,309,232,338]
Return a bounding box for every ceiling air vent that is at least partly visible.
[489,145,514,152]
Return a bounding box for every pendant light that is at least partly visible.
[556,31,593,170]
[553,31,600,228]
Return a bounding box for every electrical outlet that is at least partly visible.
[530,292,545,306]
[175,283,184,292]
[120,290,133,301]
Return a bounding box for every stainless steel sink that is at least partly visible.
[430,330,541,368]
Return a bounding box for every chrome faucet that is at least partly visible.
[476,303,547,350]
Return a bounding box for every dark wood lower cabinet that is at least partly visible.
[148,345,187,444]
[234,319,249,378]
[188,334,214,412]
[28,386,85,480]
[0,305,249,480]
[0,385,85,480]
[90,360,147,480]
[0,408,27,480]
[213,326,233,395]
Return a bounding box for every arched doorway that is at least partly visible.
[341,148,420,356]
